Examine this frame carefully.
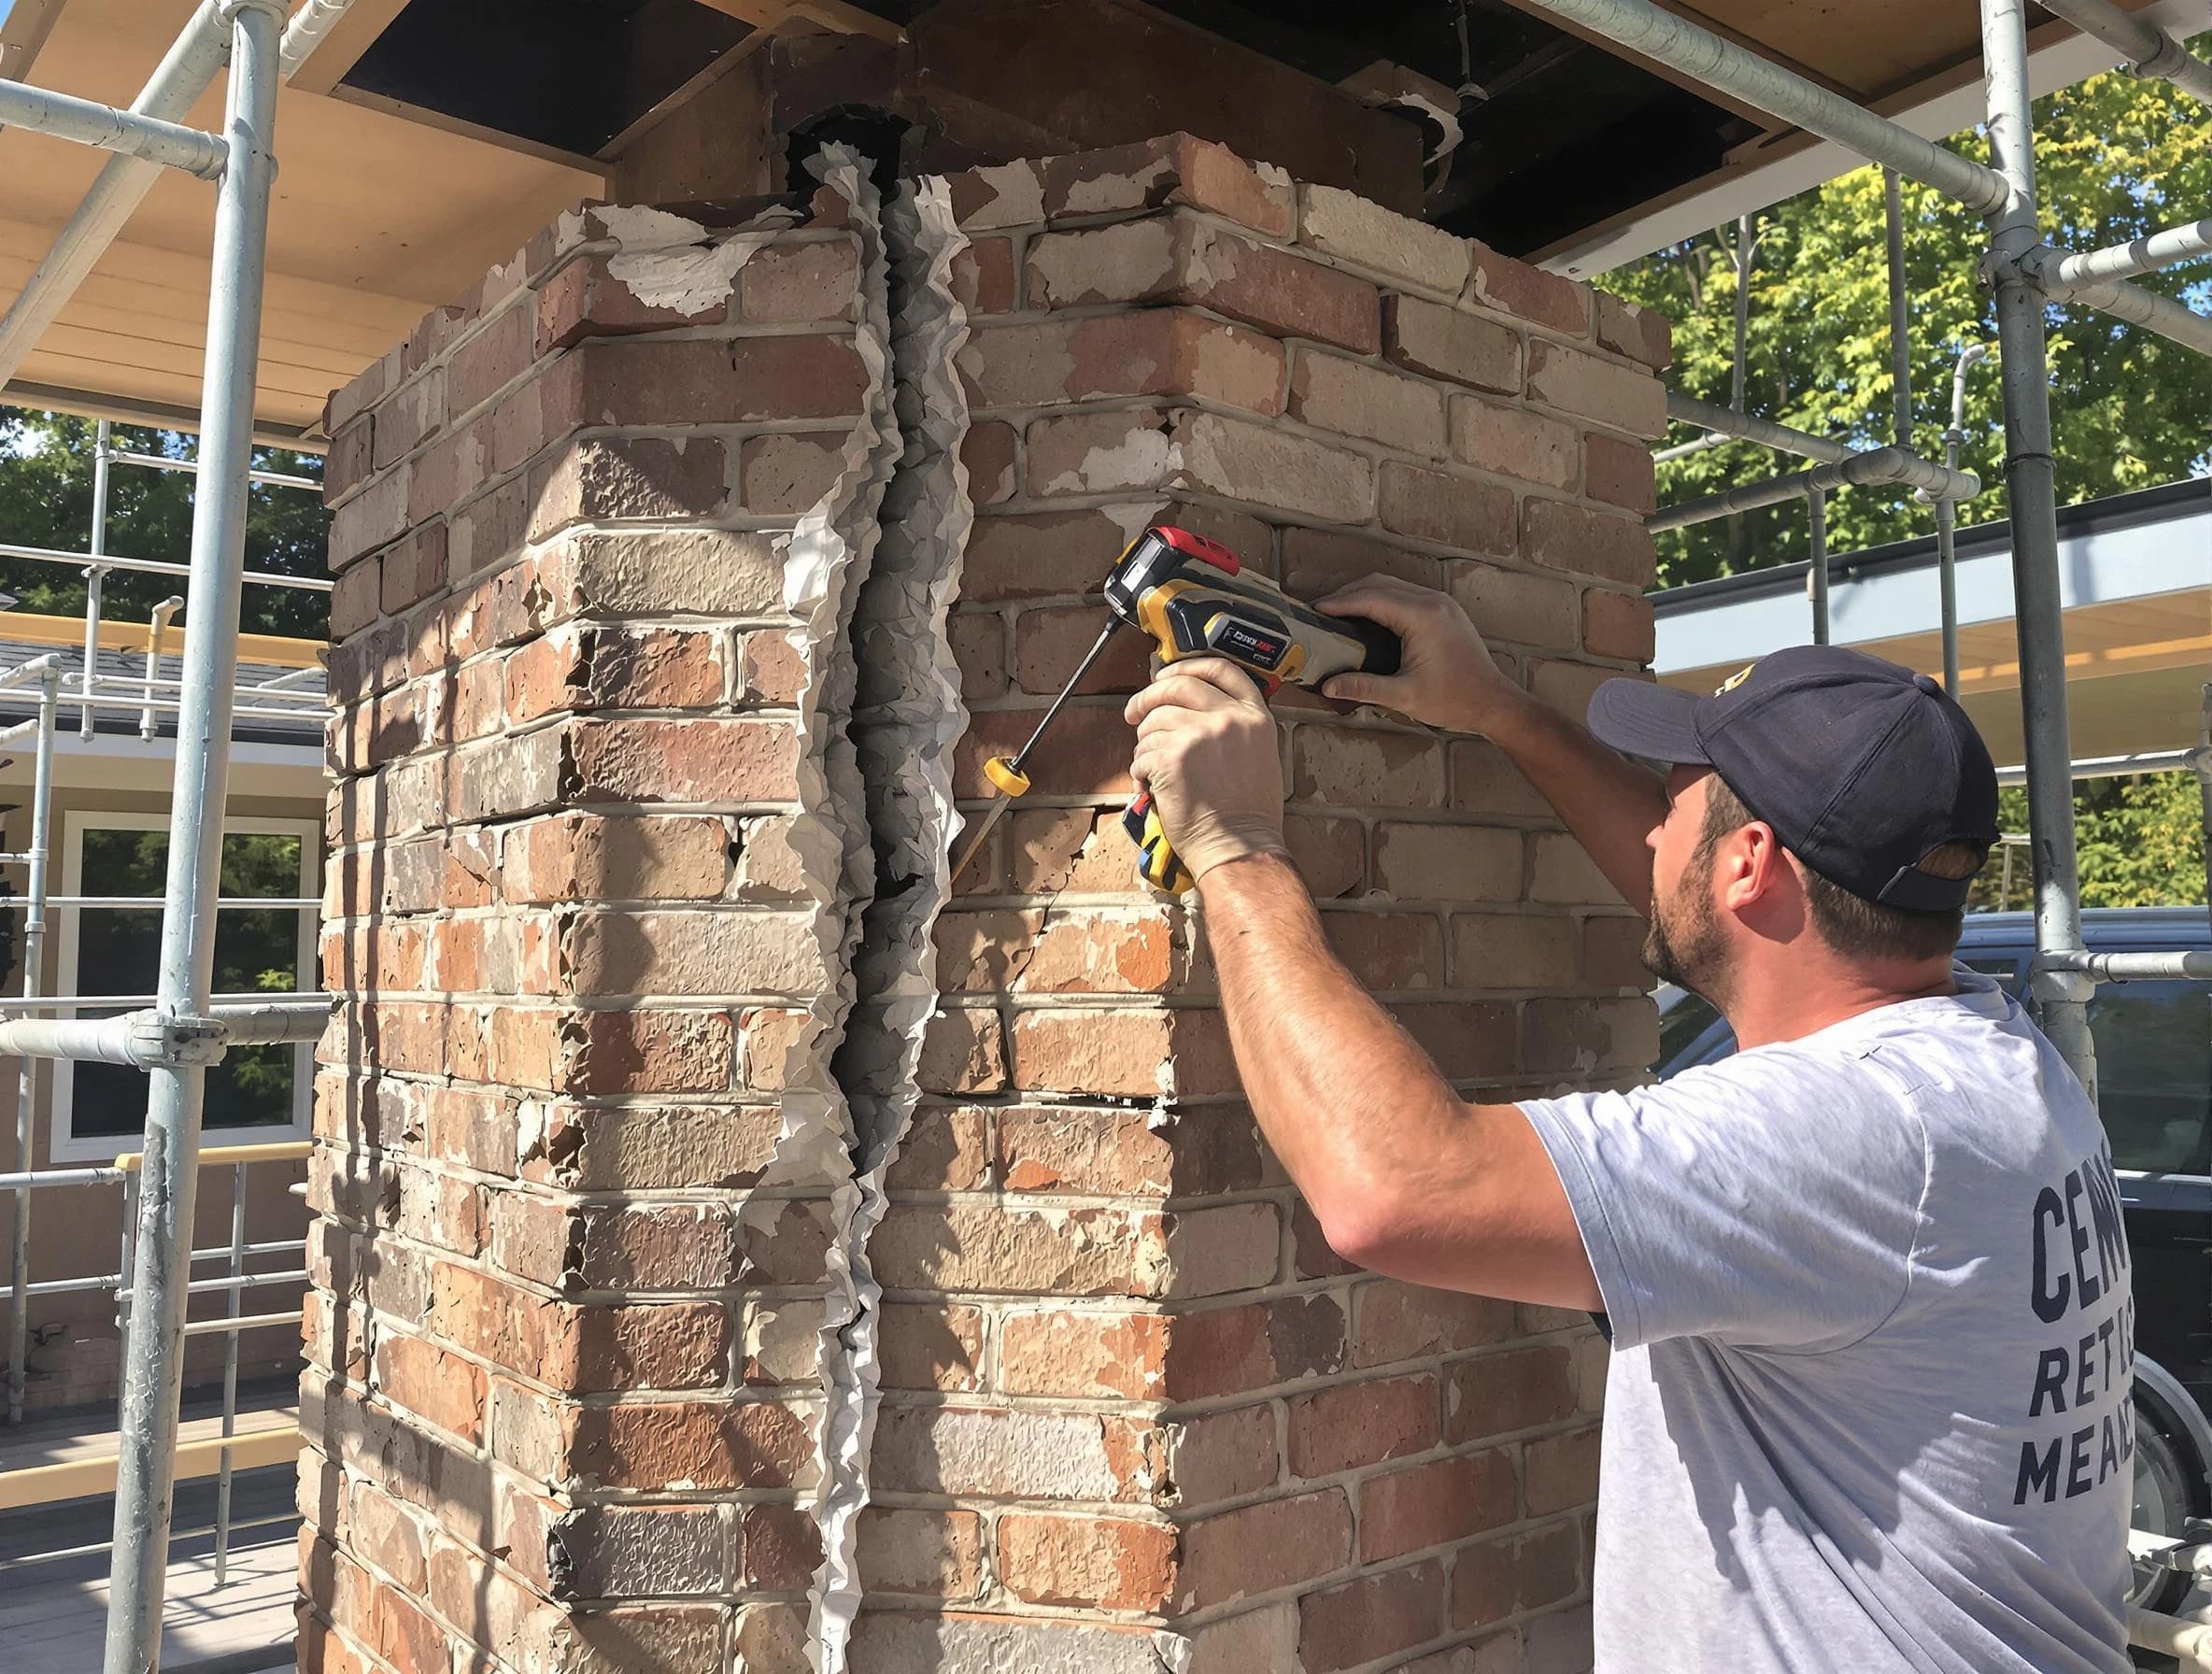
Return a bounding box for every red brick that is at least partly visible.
[1584,431,1656,514]
[949,611,1009,698]
[1386,294,1521,395]
[959,419,1018,505]
[1176,1489,1354,1611]
[959,310,1286,415]
[1281,526,1444,596]
[1595,290,1672,370]
[1297,1559,1446,1674]
[960,509,1132,601]
[564,1008,735,1096]
[950,235,1018,315]
[324,414,374,504]
[1170,407,1376,523]
[1027,216,1379,354]
[1037,134,1297,236]
[1354,1280,1516,1366]
[570,717,799,804]
[1524,1425,1601,1514]
[1452,395,1578,489]
[741,432,847,515]
[373,1333,486,1443]
[1359,1450,1517,1561]
[1014,604,1155,695]
[1583,587,1654,662]
[1289,1372,1439,1477]
[1000,1310,1170,1398]
[955,703,1133,798]
[1292,728,1444,809]
[1524,499,1656,589]
[1524,340,1667,439]
[1581,915,1649,987]
[999,1514,1178,1610]
[570,1400,815,1491]
[875,1301,985,1392]
[528,436,729,539]
[858,1506,985,1597]
[447,302,534,418]
[1378,462,1515,556]
[1322,911,1445,988]
[741,237,860,322]
[1290,351,1448,456]
[1448,1346,1576,1440]
[1468,243,1590,335]
[1453,562,1580,653]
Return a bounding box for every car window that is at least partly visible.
[1962,953,2024,995]
[1657,986,1732,1071]
[2089,980,2212,1176]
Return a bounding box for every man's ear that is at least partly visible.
[1717,820,1785,911]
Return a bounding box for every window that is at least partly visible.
[2089,980,2212,1177]
[50,814,317,1163]
[1655,984,1731,1071]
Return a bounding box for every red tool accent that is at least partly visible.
[1155,525,1241,575]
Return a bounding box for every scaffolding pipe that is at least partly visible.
[5,661,58,1426]
[0,78,227,180]
[2035,0,2212,106]
[141,596,184,744]
[110,447,320,494]
[1983,0,2099,1113]
[2038,948,2212,981]
[1663,391,1857,464]
[2023,250,2212,355]
[82,423,115,741]
[0,541,333,592]
[105,4,287,1665]
[1731,213,1754,414]
[213,1161,245,1585]
[1516,0,2007,211]
[2046,219,2212,286]
[1933,343,1991,693]
[0,1000,328,1065]
[1807,489,1830,645]
[1883,170,1915,449]
[1650,445,1981,531]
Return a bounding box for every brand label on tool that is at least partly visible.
[1208,617,1286,669]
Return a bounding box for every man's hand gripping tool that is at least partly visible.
[947,525,1401,893]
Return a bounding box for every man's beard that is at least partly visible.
[1643,866,1729,1001]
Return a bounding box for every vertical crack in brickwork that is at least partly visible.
[812,176,977,1671]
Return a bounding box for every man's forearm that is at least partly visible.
[1482,687,1666,917]
[1195,852,1472,1254]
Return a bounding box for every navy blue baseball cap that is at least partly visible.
[1585,645,2000,912]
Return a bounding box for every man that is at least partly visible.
[1124,575,2133,1673]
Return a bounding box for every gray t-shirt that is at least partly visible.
[1521,966,2134,1673]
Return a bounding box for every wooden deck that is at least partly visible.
[0,1381,299,1673]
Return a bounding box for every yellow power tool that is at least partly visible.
[948,525,1401,893]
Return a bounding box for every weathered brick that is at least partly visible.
[1524,499,1657,589]
[1170,409,1375,523]
[1297,1559,1446,1674]
[1378,462,1515,556]
[1467,243,1589,336]
[1582,586,1654,662]
[1448,1346,1577,1440]
[858,1507,985,1598]
[999,1514,1179,1610]
[1584,431,1657,514]
[1452,395,1578,489]
[1176,1489,1353,1611]
[1595,290,1672,369]
[1293,730,1445,810]
[1290,1373,1439,1478]
[1290,351,1448,456]
[1299,185,1470,295]
[1359,1450,1517,1561]
[1354,1280,1516,1366]
[1524,340,1667,439]
[958,310,1286,415]
[1385,294,1521,395]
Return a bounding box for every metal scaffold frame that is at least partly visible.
[0,0,2203,1666]
[0,2,345,1669]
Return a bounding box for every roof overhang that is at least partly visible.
[1654,480,2212,767]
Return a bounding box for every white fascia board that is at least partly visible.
[1654,493,2211,673]
[1543,0,2206,280]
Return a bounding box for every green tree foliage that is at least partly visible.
[0,407,328,639]
[1974,773,2209,911]
[1606,44,2212,588]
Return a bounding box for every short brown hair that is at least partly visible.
[1700,776,1984,962]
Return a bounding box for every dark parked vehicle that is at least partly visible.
[1655,907,2212,1611]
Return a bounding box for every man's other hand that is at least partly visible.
[1123,659,1289,882]
[1316,575,1524,736]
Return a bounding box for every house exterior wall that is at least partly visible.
[304,134,1667,1674]
[0,764,321,1414]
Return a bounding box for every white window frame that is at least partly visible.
[49,810,319,1165]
